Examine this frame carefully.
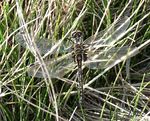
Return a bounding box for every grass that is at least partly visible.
[0,0,150,121]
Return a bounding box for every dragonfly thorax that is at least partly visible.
[72,43,87,62]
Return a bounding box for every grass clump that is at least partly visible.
[0,0,150,120]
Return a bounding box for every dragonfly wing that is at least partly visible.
[15,33,54,54]
[27,53,76,78]
[36,38,53,54]
[15,32,72,55]
[108,16,130,44]
[85,46,138,69]
[83,16,131,69]
[15,33,27,48]
[84,16,130,48]
[15,32,75,78]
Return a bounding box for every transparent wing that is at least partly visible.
[15,33,53,54]
[15,16,132,78]
[26,46,138,78]
[15,32,70,55]
[85,16,131,48]
[82,16,131,69]
[27,53,76,78]
[15,32,74,78]
[85,46,138,69]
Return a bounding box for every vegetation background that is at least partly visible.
[0,0,150,120]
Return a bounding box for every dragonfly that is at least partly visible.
[15,16,137,104]
[71,30,88,104]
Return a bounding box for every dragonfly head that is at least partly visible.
[71,30,83,44]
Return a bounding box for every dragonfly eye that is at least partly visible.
[71,30,83,43]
